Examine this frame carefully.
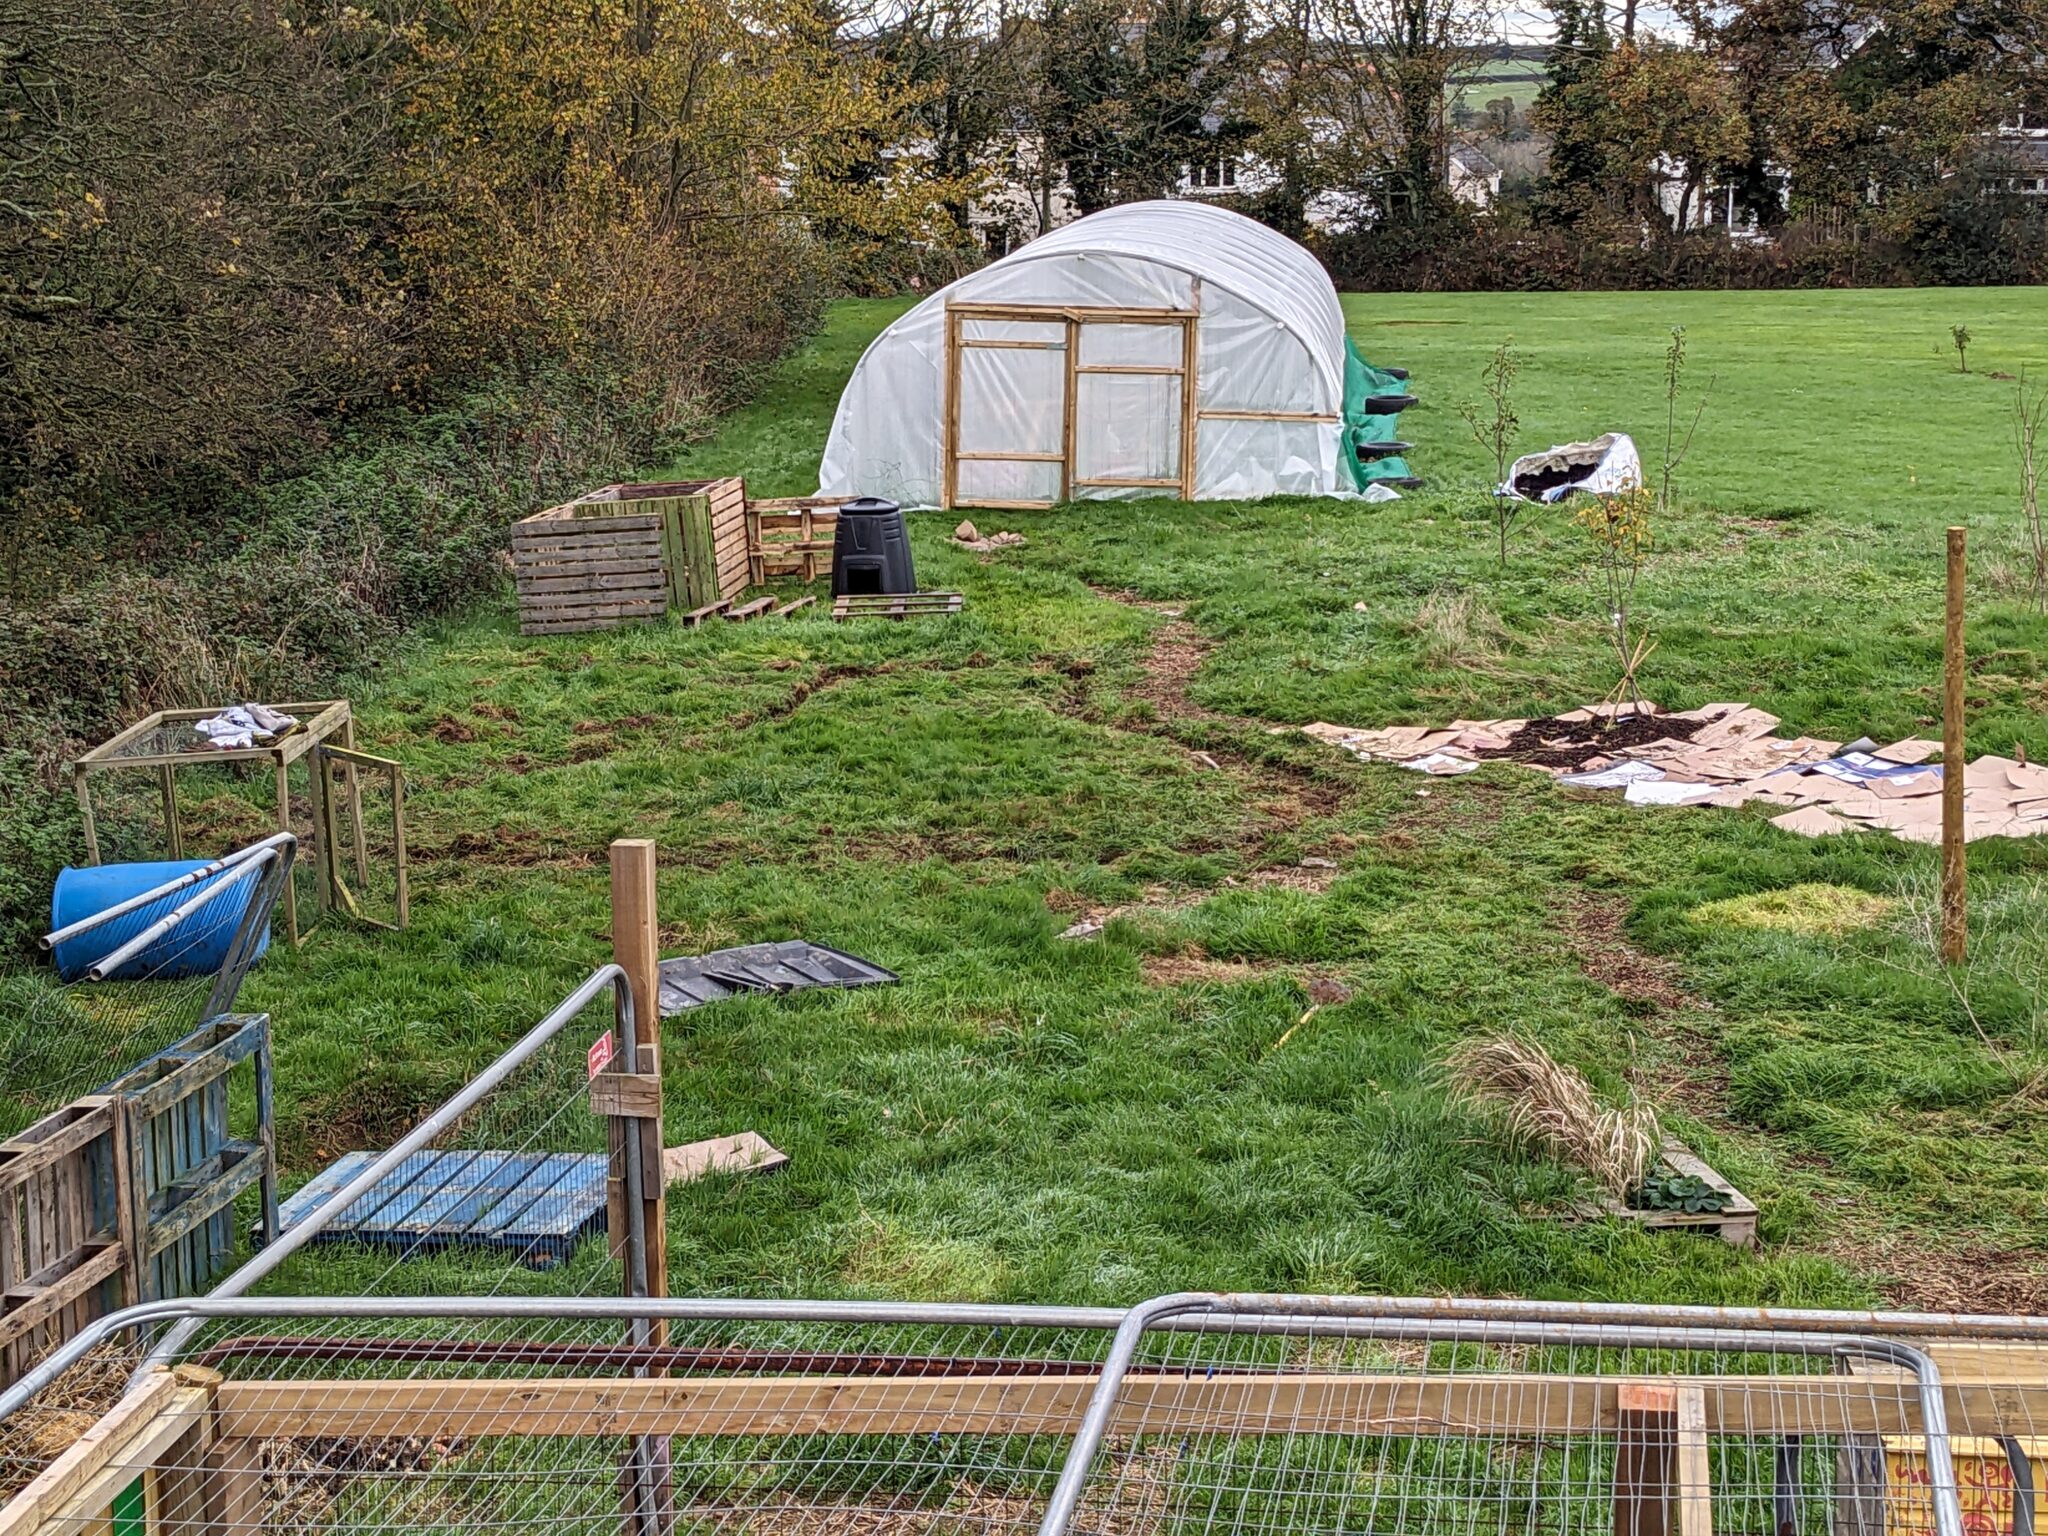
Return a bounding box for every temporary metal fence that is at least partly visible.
[3,1290,2030,1536]
[156,965,648,1334]
[1,838,294,1139]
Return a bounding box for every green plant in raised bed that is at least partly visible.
[1632,1171,1733,1215]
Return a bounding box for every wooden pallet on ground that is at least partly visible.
[831,593,964,622]
[1584,1138,1758,1248]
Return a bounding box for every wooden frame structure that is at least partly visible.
[942,301,1200,512]
[69,702,405,945]
[0,1016,275,1386]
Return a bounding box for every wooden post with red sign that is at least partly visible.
[608,838,673,1536]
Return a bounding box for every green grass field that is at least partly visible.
[191,287,2048,1312]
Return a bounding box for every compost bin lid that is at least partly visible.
[838,496,900,517]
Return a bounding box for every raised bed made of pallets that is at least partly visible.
[1582,1138,1759,1249]
[745,497,842,585]
[513,479,747,635]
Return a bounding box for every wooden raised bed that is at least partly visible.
[513,479,747,635]
[1592,1138,1759,1249]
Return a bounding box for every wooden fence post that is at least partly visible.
[610,838,666,1312]
[1942,526,1967,966]
[1615,1383,1678,1536]
[609,838,673,1536]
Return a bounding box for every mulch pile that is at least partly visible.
[1468,711,1707,769]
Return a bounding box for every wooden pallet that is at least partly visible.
[831,593,964,622]
[746,497,842,585]
[1585,1139,1758,1248]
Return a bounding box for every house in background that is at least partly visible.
[1449,145,1502,208]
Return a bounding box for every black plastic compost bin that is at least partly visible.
[831,497,916,597]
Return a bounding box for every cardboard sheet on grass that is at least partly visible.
[1302,702,2048,843]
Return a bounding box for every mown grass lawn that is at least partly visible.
[219,286,2048,1313]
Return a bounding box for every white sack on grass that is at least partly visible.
[1503,432,1643,503]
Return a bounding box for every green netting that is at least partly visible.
[1341,335,1419,489]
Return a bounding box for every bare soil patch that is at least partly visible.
[1552,892,1699,1014]
[1470,712,1707,771]
[1140,952,1275,986]
[1823,1232,2048,1314]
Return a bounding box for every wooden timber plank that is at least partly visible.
[510,553,665,575]
[770,597,817,618]
[521,617,655,635]
[678,599,732,627]
[724,597,776,623]
[946,302,1196,324]
[0,1372,190,1536]
[675,493,718,610]
[512,528,666,548]
[1197,409,1340,422]
[747,496,849,512]
[512,513,663,538]
[1675,1387,1712,1536]
[0,1240,124,1351]
[513,545,664,567]
[143,1142,264,1259]
[518,596,667,618]
[114,1030,262,1123]
[512,539,665,561]
[588,1073,662,1121]
[0,1104,116,1195]
[210,1370,2014,1444]
[518,573,671,596]
[753,512,840,531]
[662,1132,788,1185]
[518,614,665,632]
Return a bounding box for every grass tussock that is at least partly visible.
[1444,1034,1660,1198]
[1688,883,1896,939]
[1405,587,1521,676]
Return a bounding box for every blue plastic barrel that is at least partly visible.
[50,861,270,982]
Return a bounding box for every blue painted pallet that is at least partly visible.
[275,1149,608,1267]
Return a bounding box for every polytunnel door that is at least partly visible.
[943,308,1071,510]
[1070,317,1196,499]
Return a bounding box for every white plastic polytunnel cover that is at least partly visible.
[817,201,1355,509]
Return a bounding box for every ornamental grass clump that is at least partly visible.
[1444,1033,1660,1199]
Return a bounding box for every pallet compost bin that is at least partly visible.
[744,496,843,584]
[513,479,748,635]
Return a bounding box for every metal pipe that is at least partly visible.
[204,839,296,1018]
[138,964,635,1374]
[84,853,273,980]
[40,834,296,949]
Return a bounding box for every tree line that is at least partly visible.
[878,0,2047,281]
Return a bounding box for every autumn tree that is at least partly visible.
[1037,0,1252,213]
[0,0,404,582]
[1313,0,1503,225]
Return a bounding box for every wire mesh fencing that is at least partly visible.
[222,966,646,1308]
[3,1292,2029,1536]
[0,839,292,1138]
